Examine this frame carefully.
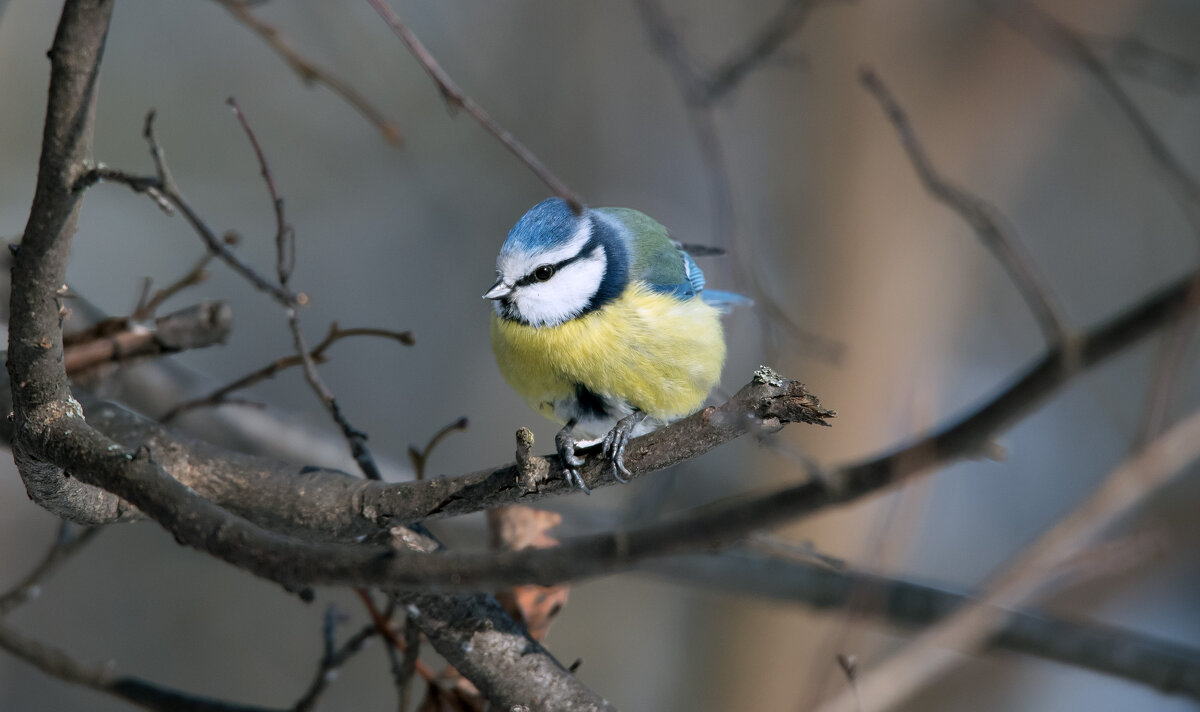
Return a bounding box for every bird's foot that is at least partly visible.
[603,411,647,484]
[555,423,591,495]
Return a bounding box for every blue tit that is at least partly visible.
[485,197,747,492]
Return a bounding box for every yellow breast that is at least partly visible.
[490,283,725,426]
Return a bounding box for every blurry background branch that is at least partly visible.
[211,0,404,147]
[645,549,1200,699]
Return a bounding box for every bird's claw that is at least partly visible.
[555,424,591,495]
[603,411,646,484]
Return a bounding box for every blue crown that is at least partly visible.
[501,198,583,255]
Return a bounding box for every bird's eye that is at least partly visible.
[533,264,555,282]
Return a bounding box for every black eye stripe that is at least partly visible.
[514,236,602,287]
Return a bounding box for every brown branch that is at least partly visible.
[634,0,845,363]
[706,0,844,102]
[0,521,99,616]
[212,0,404,147]
[648,550,1200,699]
[814,406,1200,712]
[0,518,286,712]
[985,0,1200,231]
[74,116,301,309]
[11,250,1195,582]
[408,416,469,480]
[859,67,1072,348]
[132,253,214,320]
[364,0,584,214]
[62,300,232,377]
[226,99,386,481]
[0,622,291,712]
[162,322,413,423]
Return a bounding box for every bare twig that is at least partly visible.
[1097,35,1198,93]
[77,161,299,309]
[212,0,404,146]
[0,622,290,712]
[132,253,213,320]
[707,0,846,102]
[860,67,1072,348]
[985,0,1200,230]
[645,550,1200,699]
[634,0,844,363]
[228,99,386,481]
[63,301,232,377]
[0,521,99,616]
[1136,278,1200,444]
[162,322,413,422]
[0,513,281,712]
[364,0,584,214]
[813,407,1200,712]
[408,416,468,480]
[292,608,382,712]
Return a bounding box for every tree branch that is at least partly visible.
[63,300,232,376]
[364,0,584,214]
[859,67,1072,347]
[814,406,1200,712]
[646,550,1200,699]
[211,0,405,147]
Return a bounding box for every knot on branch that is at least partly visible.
[757,380,836,429]
[742,368,835,432]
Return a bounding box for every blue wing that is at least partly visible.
[595,207,750,306]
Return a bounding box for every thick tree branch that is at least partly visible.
[647,551,1200,699]
[7,253,1195,588]
[814,406,1200,712]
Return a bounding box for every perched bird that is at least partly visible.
[485,197,746,492]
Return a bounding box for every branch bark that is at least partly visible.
[647,551,1200,699]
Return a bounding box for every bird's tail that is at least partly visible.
[701,289,754,310]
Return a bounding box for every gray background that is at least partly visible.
[1,0,1199,710]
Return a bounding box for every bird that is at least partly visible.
[485,197,746,493]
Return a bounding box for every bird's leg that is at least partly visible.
[603,410,647,484]
[555,418,591,494]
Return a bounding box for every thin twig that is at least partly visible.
[292,608,379,712]
[0,518,279,712]
[365,0,584,214]
[408,416,468,480]
[707,0,844,102]
[75,115,300,308]
[212,0,405,146]
[812,407,1200,712]
[132,253,214,320]
[634,0,845,363]
[859,67,1072,348]
[1097,35,1198,94]
[353,589,438,682]
[228,100,387,481]
[645,550,1200,700]
[0,521,99,616]
[162,322,412,422]
[985,0,1200,231]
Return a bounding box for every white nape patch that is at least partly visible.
[512,247,606,327]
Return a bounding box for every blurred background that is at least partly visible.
[1,0,1199,710]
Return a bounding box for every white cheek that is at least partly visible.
[515,253,606,327]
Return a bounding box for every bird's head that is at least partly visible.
[485,198,627,327]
